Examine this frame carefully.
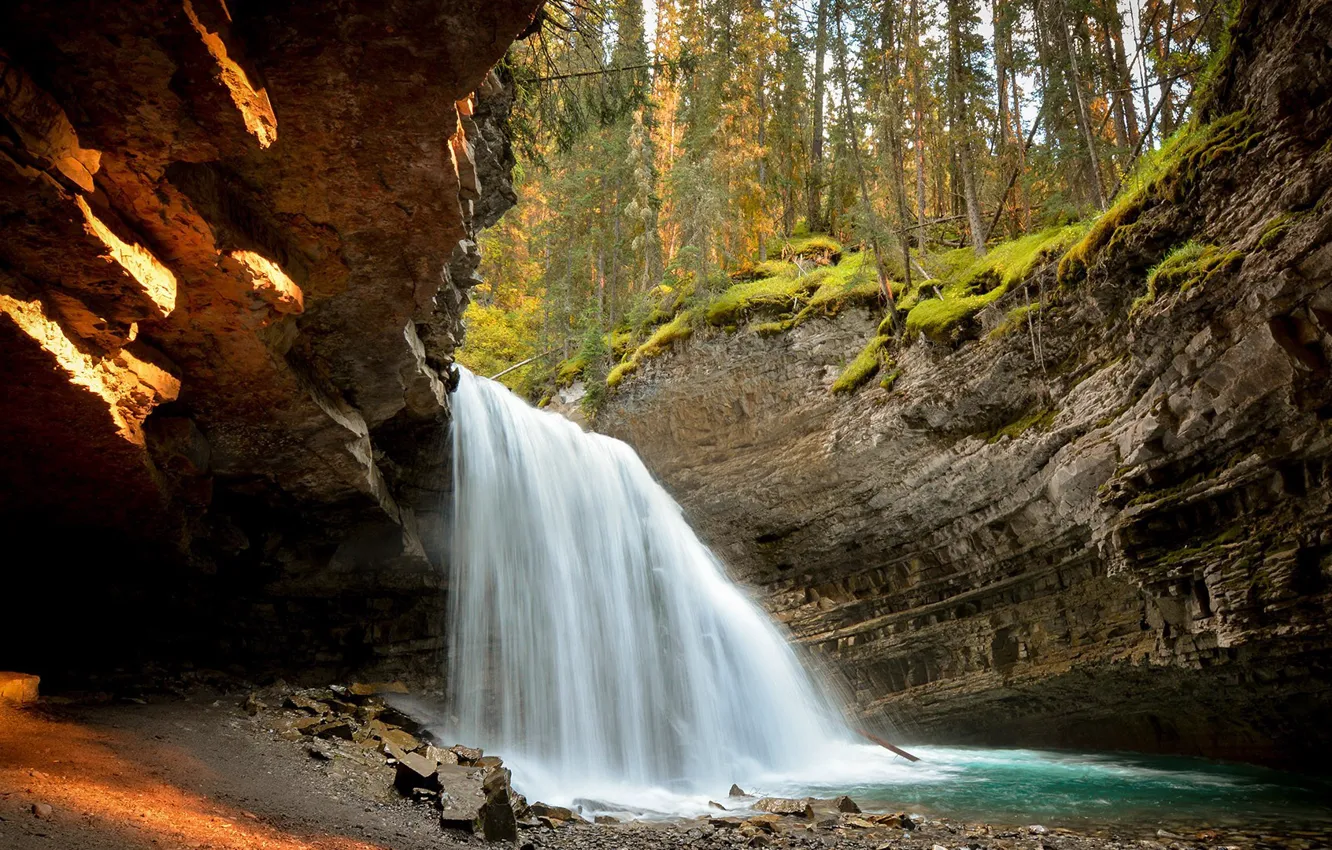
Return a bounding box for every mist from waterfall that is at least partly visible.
[447,367,850,808]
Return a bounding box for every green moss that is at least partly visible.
[1058,111,1262,285]
[705,269,821,326]
[1257,211,1308,251]
[769,233,843,263]
[984,407,1057,443]
[555,354,589,387]
[705,250,890,333]
[1132,241,1244,316]
[608,329,636,358]
[606,309,696,389]
[879,369,901,391]
[904,225,1085,344]
[832,336,890,395]
[988,303,1042,340]
[606,359,636,388]
[753,319,793,336]
[906,292,1002,342]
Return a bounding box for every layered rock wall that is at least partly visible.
[599,0,1332,767]
[0,0,540,684]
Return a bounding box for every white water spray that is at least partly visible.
[447,368,853,808]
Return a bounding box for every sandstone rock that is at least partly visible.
[834,795,861,814]
[350,681,408,697]
[754,798,814,819]
[393,750,439,794]
[528,802,585,823]
[0,672,39,704]
[434,762,521,840]
[374,725,420,752]
[450,744,484,764]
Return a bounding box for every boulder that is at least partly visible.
[528,802,585,823]
[0,672,40,704]
[350,681,409,697]
[834,795,860,814]
[728,783,747,797]
[754,798,814,819]
[394,750,440,793]
[450,744,483,763]
[709,800,728,811]
[438,763,518,840]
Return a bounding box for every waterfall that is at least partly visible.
[447,368,849,807]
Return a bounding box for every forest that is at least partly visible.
[459,0,1233,404]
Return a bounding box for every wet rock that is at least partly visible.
[745,814,783,832]
[434,762,521,840]
[1029,825,1049,835]
[394,750,440,793]
[754,797,814,819]
[729,783,747,797]
[833,795,860,814]
[450,744,484,764]
[595,815,620,824]
[710,800,728,810]
[476,768,519,842]
[528,802,584,823]
[372,722,420,752]
[294,716,326,734]
[349,681,409,697]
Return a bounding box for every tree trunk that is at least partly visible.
[807,0,828,232]
[1110,6,1141,147]
[1060,2,1108,209]
[910,0,928,237]
[947,0,986,255]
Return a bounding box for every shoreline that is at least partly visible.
[2,689,1329,850]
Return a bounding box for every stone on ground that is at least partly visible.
[0,672,39,704]
[754,797,814,818]
[834,794,860,813]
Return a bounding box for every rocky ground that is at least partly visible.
[3,682,1329,850]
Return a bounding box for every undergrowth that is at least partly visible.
[903,224,1086,343]
[832,334,891,395]
[1131,241,1244,316]
[1058,110,1262,285]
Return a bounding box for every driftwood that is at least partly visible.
[859,730,921,762]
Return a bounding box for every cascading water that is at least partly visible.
[443,369,1332,829]
[447,367,850,808]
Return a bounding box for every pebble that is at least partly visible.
[31,803,53,819]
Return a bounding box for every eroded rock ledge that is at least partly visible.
[598,0,1332,767]
[0,0,540,683]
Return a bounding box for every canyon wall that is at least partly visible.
[598,0,1332,767]
[0,0,541,684]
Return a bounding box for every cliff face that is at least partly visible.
[0,0,541,683]
[599,0,1332,767]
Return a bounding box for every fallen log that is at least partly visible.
[858,730,921,762]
